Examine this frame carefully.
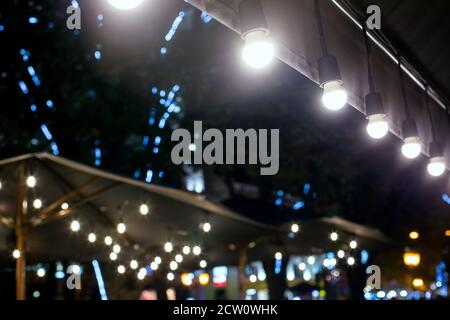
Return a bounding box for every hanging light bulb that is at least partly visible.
[365,93,389,139]
[193,245,202,256]
[401,119,422,159]
[239,0,274,69]
[113,244,121,254]
[70,219,80,232]
[88,232,97,243]
[26,176,37,188]
[107,0,145,11]
[347,257,355,266]
[12,249,21,259]
[61,202,69,210]
[154,256,162,264]
[170,261,178,271]
[201,222,211,233]
[167,272,175,281]
[321,79,348,111]
[330,232,338,242]
[175,254,183,263]
[150,262,159,271]
[139,204,149,215]
[349,240,358,249]
[33,199,42,209]
[182,245,191,255]
[337,250,345,259]
[117,222,126,234]
[427,142,446,177]
[109,252,118,261]
[104,236,113,246]
[199,260,208,269]
[37,267,46,278]
[291,223,300,234]
[117,265,126,274]
[130,259,138,270]
[164,241,173,253]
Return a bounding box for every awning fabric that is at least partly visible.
[187,0,450,169]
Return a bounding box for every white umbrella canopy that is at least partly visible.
[0,153,280,269]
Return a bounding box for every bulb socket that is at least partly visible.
[319,55,342,88]
[365,92,385,118]
[402,118,419,139]
[239,0,269,38]
[429,141,443,158]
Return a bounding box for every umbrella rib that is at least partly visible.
[32,176,99,224]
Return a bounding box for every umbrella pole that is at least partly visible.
[15,162,27,300]
[238,247,248,300]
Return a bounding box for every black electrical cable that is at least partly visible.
[398,57,411,119]
[314,0,328,56]
[424,85,437,142]
[362,23,375,93]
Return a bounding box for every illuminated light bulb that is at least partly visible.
[0,181,2,189]
[33,199,42,209]
[104,236,113,246]
[70,220,80,232]
[412,278,424,288]
[242,30,274,69]
[182,246,191,255]
[107,0,145,11]
[400,290,408,298]
[61,202,69,210]
[37,268,46,278]
[170,261,178,271]
[409,231,419,240]
[275,252,282,260]
[199,273,210,286]
[117,222,126,234]
[330,232,338,242]
[307,256,315,265]
[154,256,162,264]
[137,268,147,280]
[427,157,446,177]
[13,249,21,259]
[202,222,211,233]
[402,136,422,159]
[403,252,420,267]
[117,265,126,274]
[347,257,355,266]
[113,244,121,254]
[164,242,173,253]
[167,272,175,281]
[139,204,149,215]
[175,254,183,263]
[322,81,347,111]
[181,273,193,286]
[249,274,257,283]
[291,223,300,234]
[150,262,159,271]
[298,263,306,271]
[337,250,345,259]
[109,252,118,261]
[199,260,207,269]
[193,245,202,256]
[88,233,97,243]
[26,176,37,188]
[70,265,81,274]
[367,114,389,139]
[130,260,138,270]
[349,240,358,249]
